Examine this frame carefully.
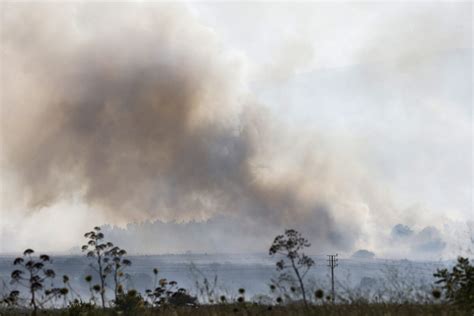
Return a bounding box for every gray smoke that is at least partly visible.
[1,3,384,251]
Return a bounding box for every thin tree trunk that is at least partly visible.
[114,268,118,301]
[31,287,37,313]
[97,253,106,308]
[29,270,37,313]
[291,259,307,306]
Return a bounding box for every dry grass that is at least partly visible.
[1,303,471,316]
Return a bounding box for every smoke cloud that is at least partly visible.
[2,2,443,253]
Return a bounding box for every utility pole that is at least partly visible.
[327,254,338,303]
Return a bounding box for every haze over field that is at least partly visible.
[0,2,472,259]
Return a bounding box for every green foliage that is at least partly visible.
[434,256,474,309]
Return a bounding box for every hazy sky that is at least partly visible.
[0,1,472,258]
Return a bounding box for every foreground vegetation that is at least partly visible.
[1,227,472,315]
[0,303,471,316]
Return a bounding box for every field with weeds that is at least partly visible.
[0,303,472,316]
[1,228,472,315]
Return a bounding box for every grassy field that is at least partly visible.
[0,303,471,316]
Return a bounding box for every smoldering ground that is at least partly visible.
[2,2,447,253]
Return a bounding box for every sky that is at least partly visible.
[0,1,472,259]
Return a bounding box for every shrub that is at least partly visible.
[145,273,197,307]
[114,289,144,313]
[434,256,474,308]
[168,289,198,306]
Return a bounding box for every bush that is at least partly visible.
[434,256,474,309]
[114,290,144,313]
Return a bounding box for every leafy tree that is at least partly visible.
[82,227,114,308]
[269,229,314,306]
[434,256,474,309]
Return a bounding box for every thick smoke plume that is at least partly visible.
[1,3,386,251]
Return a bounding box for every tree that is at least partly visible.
[106,246,131,301]
[269,229,314,306]
[10,249,64,312]
[82,227,114,308]
[434,256,474,309]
